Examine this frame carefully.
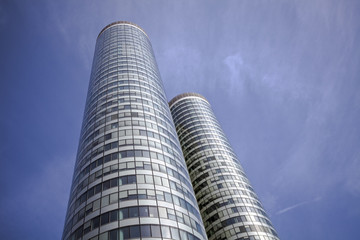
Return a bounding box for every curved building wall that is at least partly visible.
[62,23,207,240]
[169,93,279,240]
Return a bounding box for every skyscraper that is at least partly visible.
[62,22,207,240]
[169,93,279,240]
[63,21,278,240]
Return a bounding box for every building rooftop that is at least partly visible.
[98,21,148,38]
[169,92,209,107]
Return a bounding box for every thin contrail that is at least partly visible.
[276,196,321,215]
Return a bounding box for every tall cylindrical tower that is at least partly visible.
[62,22,207,240]
[169,93,279,240]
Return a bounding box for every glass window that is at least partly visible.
[137,175,145,184]
[119,190,128,200]
[99,232,108,240]
[110,210,118,222]
[143,151,150,158]
[154,176,161,185]
[149,206,158,218]
[136,161,143,168]
[128,175,136,184]
[184,215,190,226]
[127,162,135,169]
[130,225,140,238]
[145,175,153,184]
[161,226,171,238]
[109,229,118,240]
[135,150,142,157]
[158,207,167,218]
[144,163,151,170]
[104,155,111,163]
[110,178,118,187]
[119,227,129,240]
[156,191,164,201]
[95,184,102,194]
[141,225,151,237]
[119,163,126,170]
[129,207,139,218]
[93,199,100,210]
[103,180,110,190]
[101,195,109,207]
[119,208,128,220]
[92,216,100,229]
[127,149,134,157]
[139,206,149,217]
[171,227,180,240]
[151,225,161,237]
[110,192,118,204]
[180,230,188,240]
[101,212,109,225]
[166,208,175,221]
[173,195,180,205]
[162,178,169,187]
[119,176,127,185]
[164,192,172,203]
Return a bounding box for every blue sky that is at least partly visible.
[1,0,360,239]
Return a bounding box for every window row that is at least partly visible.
[83,110,180,154]
[88,71,166,106]
[89,70,161,101]
[67,177,201,230]
[71,170,197,217]
[66,200,204,240]
[83,89,170,134]
[72,149,190,195]
[202,197,263,224]
[69,187,203,231]
[194,178,256,204]
[70,224,201,240]
[208,220,278,239]
[94,61,158,81]
[78,126,178,168]
[84,92,169,136]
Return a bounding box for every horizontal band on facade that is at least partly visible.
[98,21,148,38]
[169,92,209,107]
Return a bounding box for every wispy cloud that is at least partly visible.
[276,196,322,215]
[222,51,316,102]
[222,52,254,95]
[223,52,244,82]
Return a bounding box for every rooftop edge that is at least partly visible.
[169,93,209,107]
[97,21,148,38]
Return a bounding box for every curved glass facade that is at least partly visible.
[62,22,206,240]
[169,93,279,240]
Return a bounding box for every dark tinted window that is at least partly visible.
[100,212,109,225]
[130,225,140,238]
[139,206,149,217]
[110,210,118,222]
[109,229,118,240]
[129,207,138,218]
[141,225,151,237]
